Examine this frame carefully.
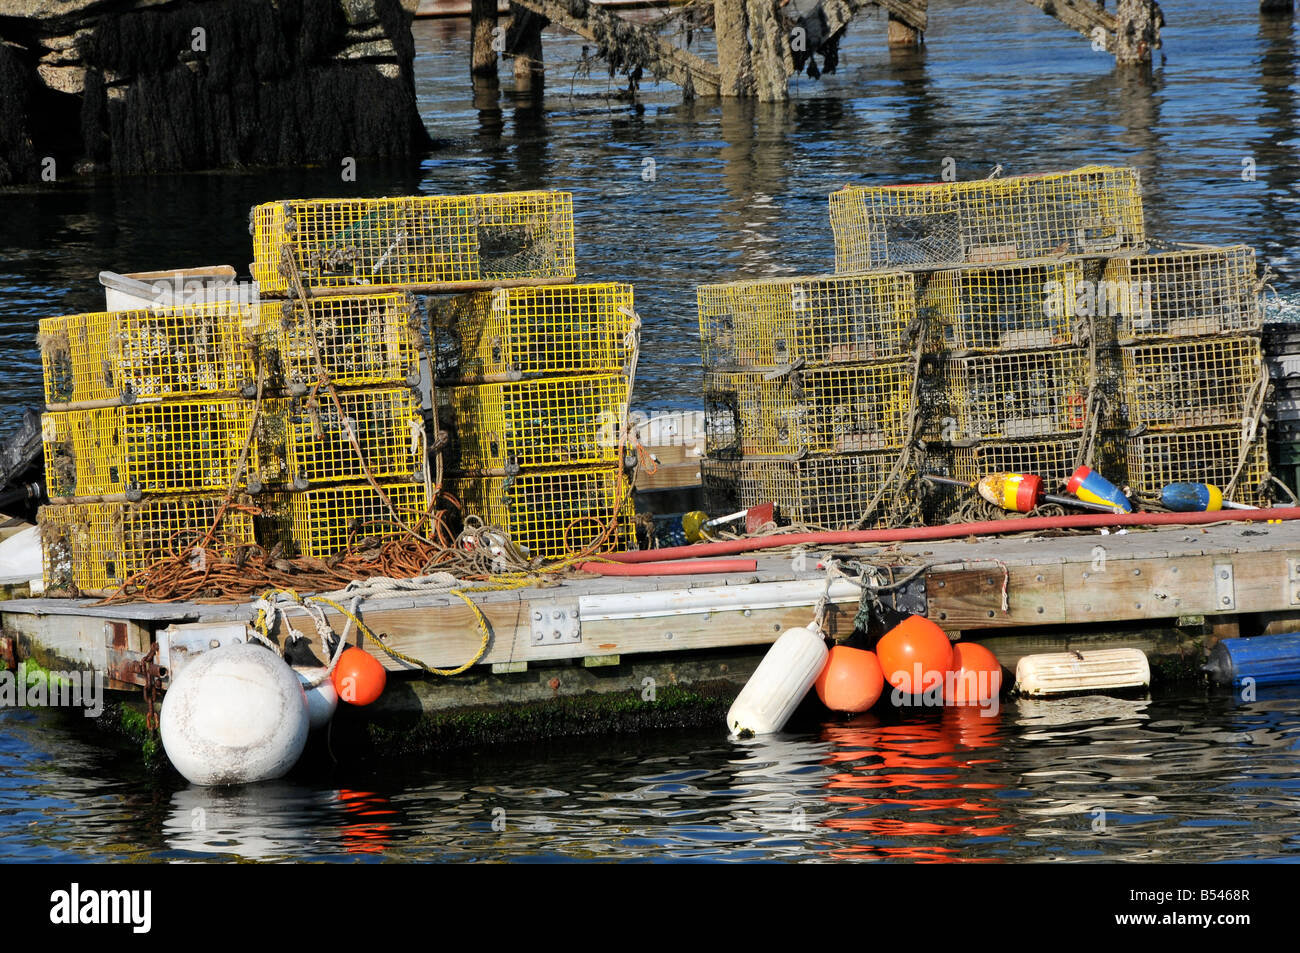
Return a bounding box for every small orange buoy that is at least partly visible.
[948,642,1003,704]
[331,647,387,706]
[815,645,885,713]
[876,615,953,696]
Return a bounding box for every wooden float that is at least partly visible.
[4,519,1299,707]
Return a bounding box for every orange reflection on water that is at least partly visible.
[815,706,1012,861]
[337,789,396,855]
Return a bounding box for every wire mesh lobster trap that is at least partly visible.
[38,302,261,406]
[269,293,422,393]
[38,497,255,593]
[829,166,1145,273]
[251,192,576,296]
[696,272,915,370]
[1120,337,1264,431]
[703,364,912,457]
[260,481,430,558]
[261,387,425,490]
[1104,245,1261,342]
[1124,426,1271,505]
[923,259,1083,353]
[702,453,900,530]
[449,467,636,558]
[952,436,1086,491]
[42,399,260,499]
[441,374,629,472]
[432,282,636,382]
[945,350,1089,441]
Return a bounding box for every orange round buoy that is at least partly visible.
[815,645,885,713]
[331,647,387,706]
[948,642,1003,704]
[876,615,953,697]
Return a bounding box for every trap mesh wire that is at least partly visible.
[450,467,636,558]
[442,374,629,472]
[703,363,911,457]
[271,293,422,392]
[1103,245,1261,342]
[1124,426,1270,505]
[262,481,430,558]
[952,436,1086,491]
[702,453,898,530]
[265,387,424,489]
[251,191,576,296]
[38,497,255,592]
[924,259,1083,353]
[696,272,915,370]
[432,282,636,382]
[38,302,260,406]
[946,350,1089,441]
[42,399,260,498]
[1120,337,1264,431]
[829,165,1145,272]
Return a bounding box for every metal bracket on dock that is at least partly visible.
[530,601,581,645]
[1288,558,1300,606]
[1213,563,1236,612]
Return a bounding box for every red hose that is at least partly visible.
[605,507,1300,564]
[577,558,758,576]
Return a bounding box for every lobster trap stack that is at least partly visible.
[248,190,578,559]
[697,272,918,529]
[433,282,639,558]
[36,300,264,593]
[1109,246,1268,505]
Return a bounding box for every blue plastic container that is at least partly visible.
[1203,633,1300,686]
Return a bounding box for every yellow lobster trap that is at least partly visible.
[923,259,1083,353]
[704,363,912,457]
[38,301,261,406]
[829,165,1145,272]
[432,282,636,382]
[268,293,423,393]
[42,399,260,499]
[1103,245,1261,342]
[260,387,425,490]
[441,374,629,472]
[1120,337,1264,431]
[1124,426,1270,505]
[38,497,255,593]
[696,272,915,370]
[702,453,899,530]
[449,467,635,559]
[945,350,1088,441]
[251,191,576,296]
[259,481,430,558]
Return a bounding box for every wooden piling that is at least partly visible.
[1261,0,1295,14]
[471,0,499,80]
[508,3,546,95]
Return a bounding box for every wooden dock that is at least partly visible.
[5,519,1299,710]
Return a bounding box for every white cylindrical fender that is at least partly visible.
[1014,647,1150,697]
[727,626,829,736]
[294,666,339,731]
[160,642,310,786]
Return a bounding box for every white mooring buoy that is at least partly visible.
[1013,647,1151,698]
[160,642,310,786]
[294,665,340,731]
[726,625,829,736]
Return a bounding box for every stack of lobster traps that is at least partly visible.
[697,272,918,529]
[248,190,579,558]
[432,282,639,558]
[37,190,587,593]
[698,164,1278,526]
[36,300,263,593]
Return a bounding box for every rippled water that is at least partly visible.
[2,1,1300,861]
[3,688,1298,862]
